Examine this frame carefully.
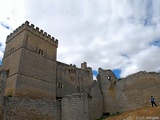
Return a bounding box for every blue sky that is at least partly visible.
[150,40,160,47]
[0,22,10,29]
[92,69,121,79]
[0,0,160,79]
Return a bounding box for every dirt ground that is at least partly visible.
[105,106,160,120]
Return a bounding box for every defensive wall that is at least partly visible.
[116,71,160,112]
[56,61,93,99]
[0,91,102,120]
[1,97,60,120]
[0,21,160,119]
[97,68,160,114]
[88,80,103,119]
[97,68,118,114]
[0,68,160,119]
[61,93,89,120]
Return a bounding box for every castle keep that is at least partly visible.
[0,21,160,120]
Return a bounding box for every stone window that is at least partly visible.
[6,69,10,77]
[10,47,14,53]
[57,83,63,89]
[38,49,43,55]
[107,76,110,80]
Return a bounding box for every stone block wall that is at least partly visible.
[2,21,57,101]
[97,68,118,114]
[97,68,160,115]
[116,72,160,112]
[0,70,6,117]
[88,81,103,120]
[1,97,60,120]
[14,74,56,101]
[56,61,93,98]
[61,93,89,120]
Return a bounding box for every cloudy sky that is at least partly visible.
[0,0,160,79]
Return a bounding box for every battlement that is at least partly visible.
[6,21,58,47]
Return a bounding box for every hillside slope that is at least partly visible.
[105,106,160,120]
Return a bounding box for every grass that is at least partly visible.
[105,106,160,120]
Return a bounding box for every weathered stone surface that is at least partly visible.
[0,70,6,116]
[116,71,160,112]
[88,81,103,120]
[2,97,60,120]
[62,93,89,120]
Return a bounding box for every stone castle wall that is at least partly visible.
[56,61,93,98]
[1,71,160,119]
[61,93,89,120]
[1,97,60,120]
[97,69,160,115]
[16,49,57,100]
[88,81,103,120]
[97,68,118,114]
[0,70,6,117]
[2,32,24,96]
[116,72,160,112]
[0,21,160,119]
[56,62,78,98]
[15,74,56,101]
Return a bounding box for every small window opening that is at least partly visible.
[57,83,63,89]
[10,47,14,53]
[6,69,10,77]
[107,76,110,80]
[38,49,43,55]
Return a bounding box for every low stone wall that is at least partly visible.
[61,93,89,120]
[1,97,60,120]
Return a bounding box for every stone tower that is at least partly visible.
[1,21,58,101]
[97,68,118,114]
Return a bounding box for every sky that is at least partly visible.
[0,0,160,79]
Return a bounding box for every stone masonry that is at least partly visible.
[61,93,89,120]
[0,21,160,120]
[0,70,6,117]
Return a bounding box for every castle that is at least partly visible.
[0,21,160,120]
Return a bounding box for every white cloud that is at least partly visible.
[0,0,160,78]
[121,46,160,78]
[0,0,26,58]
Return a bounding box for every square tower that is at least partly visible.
[1,21,58,101]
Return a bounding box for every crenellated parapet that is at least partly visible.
[6,21,58,47]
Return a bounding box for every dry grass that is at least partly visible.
[105,106,160,120]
